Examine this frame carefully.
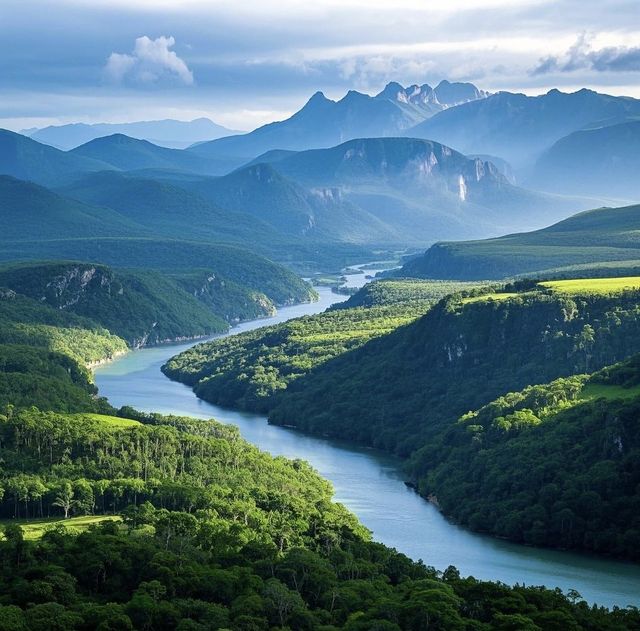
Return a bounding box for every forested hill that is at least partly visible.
[0,261,316,347]
[0,410,634,629]
[1,291,633,628]
[270,284,640,455]
[162,280,477,413]
[409,354,640,559]
[164,278,640,560]
[395,202,640,280]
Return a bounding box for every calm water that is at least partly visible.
[95,276,640,609]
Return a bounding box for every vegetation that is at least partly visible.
[161,280,465,412]
[408,354,640,559]
[0,406,635,629]
[167,280,640,561]
[397,203,640,280]
[332,279,484,310]
[540,276,640,295]
[0,262,318,347]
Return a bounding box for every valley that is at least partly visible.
[3,18,640,623]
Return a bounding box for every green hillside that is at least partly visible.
[0,262,229,346]
[0,408,627,629]
[0,175,146,241]
[60,171,285,249]
[0,242,316,311]
[398,203,640,280]
[164,280,640,558]
[0,288,126,412]
[70,134,224,174]
[408,354,640,559]
[0,129,115,186]
[162,279,481,413]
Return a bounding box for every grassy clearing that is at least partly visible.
[0,515,121,540]
[580,382,640,401]
[72,413,142,428]
[540,276,640,295]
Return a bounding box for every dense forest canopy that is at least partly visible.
[165,278,640,561]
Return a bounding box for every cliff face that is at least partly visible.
[0,262,228,348]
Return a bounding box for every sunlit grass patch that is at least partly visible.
[0,515,122,540]
[540,276,640,295]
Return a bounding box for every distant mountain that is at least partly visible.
[189,80,487,159]
[528,120,640,199]
[0,175,145,241]
[0,129,114,186]
[396,202,640,280]
[183,162,395,242]
[407,89,640,170]
[59,170,283,246]
[265,137,595,240]
[23,118,238,150]
[70,134,241,175]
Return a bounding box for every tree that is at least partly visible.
[52,482,76,519]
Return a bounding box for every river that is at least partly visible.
[95,269,640,609]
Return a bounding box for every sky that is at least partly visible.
[1,0,639,132]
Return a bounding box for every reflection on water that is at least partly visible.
[96,282,640,608]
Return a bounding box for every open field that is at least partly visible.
[540,276,640,295]
[0,515,121,540]
[71,413,141,428]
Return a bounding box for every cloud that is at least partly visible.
[104,36,194,85]
[531,33,640,75]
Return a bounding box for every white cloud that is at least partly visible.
[104,36,194,85]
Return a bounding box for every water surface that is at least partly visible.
[96,280,640,609]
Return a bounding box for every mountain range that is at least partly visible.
[529,120,640,199]
[0,126,611,267]
[407,88,640,172]
[188,80,488,160]
[22,118,238,150]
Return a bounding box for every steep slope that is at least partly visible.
[0,175,146,240]
[25,117,238,150]
[71,134,239,175]
[59,171,283,246]
[407,88,640,169]
[270,137,593,239]
[264,285,640,455]
[163,281,640,559]
[409,353,640,559]
[184,162,395,242]
[0,240,315,308]
[189,81,486,159]
[529,120,640,199]
[0,129,115,186]
[0,262,228,346]
[398,203,640,280]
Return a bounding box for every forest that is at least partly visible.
[0,406,638,630]
[166,279,640,560]
[0,271,637,627]
[162,280,476,412]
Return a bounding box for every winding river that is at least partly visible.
[95,270,640,609]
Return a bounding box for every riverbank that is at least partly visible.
[95,282,640,609]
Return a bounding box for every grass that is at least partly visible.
[540,276,640,295]
[72,413,141,428]
[580,382,640,401]
[0,515,121,540]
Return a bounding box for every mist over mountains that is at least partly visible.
[1,80,639,275]
[22,118,238,150]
